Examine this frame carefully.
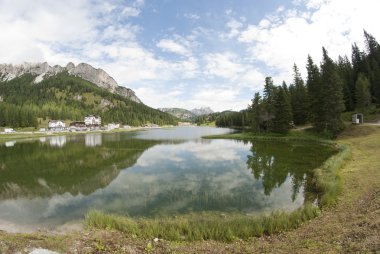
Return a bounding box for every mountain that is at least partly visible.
[158,107,214,121]
[158,108,195,120]
[0,62,141,103]
[0,63,178,127]
[191,107,214,116]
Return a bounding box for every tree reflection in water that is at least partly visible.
[246,140,336,201]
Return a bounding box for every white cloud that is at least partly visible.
[204,52,245,80]
[238,0,380,82]
[184,13,200,20]
[122,6,140,17]
[239,68,266,90]
[0,1,98,63]
[157,39,191,56]
[188,87,248,112]
[226,19,243,38]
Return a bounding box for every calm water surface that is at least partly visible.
[0,127,335,231]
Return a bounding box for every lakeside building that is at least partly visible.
[69,121,87,131]
[48,120,66,131]
[84,115,101,126]
[4,128,15,133]
[106,123,120,130]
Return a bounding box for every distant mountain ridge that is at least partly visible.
[158,107,214,121]
[191,107,214,116]
[158,108,195,120]
[0,62,141,103]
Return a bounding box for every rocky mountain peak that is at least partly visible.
[66,62,75,71]
[68,63,119,93]
[191,107,214,116]
[0,62,141,103]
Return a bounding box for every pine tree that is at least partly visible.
[320,47,345,136]
[355,73,371,110]
[273,86,292,133]
[363,31,380,104]
[371,63,380,104]
[289,64,308,125]
[262,77,277,131]
[249,92,262,132]
[364,30,380,59]
[306,55,322,128]
[351,43,369,82]
[337,55,355,110]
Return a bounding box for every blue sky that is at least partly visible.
[0,0,379,111]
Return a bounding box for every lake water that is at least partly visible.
[0,127,336,232]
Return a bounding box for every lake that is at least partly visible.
[0,127,336,232]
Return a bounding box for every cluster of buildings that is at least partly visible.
[47,115,131,132]
[48,115,104,131]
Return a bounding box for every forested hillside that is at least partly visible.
[216,31,380,137]
[0,72,178,127]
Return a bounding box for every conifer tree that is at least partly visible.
[289,64,308,125]
[320,47,345,136]
[262,77,277,131]
[363,30,380,104]
[337,56,355,110]
[306,55,322,128]
[355,73,371,110]
[249,92,263,132]
[273,86,292,133]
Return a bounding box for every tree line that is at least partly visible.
[216,30,380,137]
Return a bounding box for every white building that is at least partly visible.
[106,123,120,130]
[84,115,101,126]
[48,120,66,131]
[4,128,15,133]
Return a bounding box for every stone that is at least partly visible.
[29,248,59,254]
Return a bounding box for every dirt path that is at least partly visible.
[0,125,379,253]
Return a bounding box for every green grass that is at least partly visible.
[313,143,351,208]
[85,204,320,242]
[204,127,329,142]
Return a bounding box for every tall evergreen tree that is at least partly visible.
[337,55,355,110]
[273,86,292,133]
[306,55,322,127]
[248,92,263,132]
[363,30,380,104]
[262,77,277,131]
[289,64,308,125]
[371,63,380,104]
[364,30,380,59]
[282,81,289,96]
[355,73,371,110]
[319,47,345,136]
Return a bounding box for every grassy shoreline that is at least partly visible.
[0,126,173,142]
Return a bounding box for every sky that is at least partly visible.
[0,0,379,112]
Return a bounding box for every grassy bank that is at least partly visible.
[84,129,351,242]
[85,205,320,242]
[0,126,168,142]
